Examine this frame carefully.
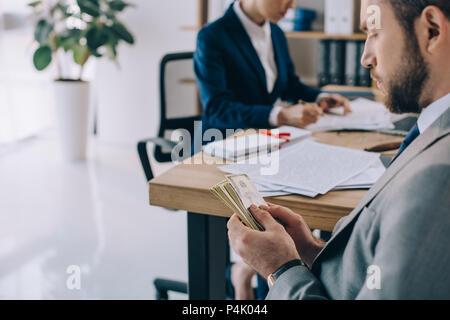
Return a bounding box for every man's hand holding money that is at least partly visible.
[227,205,300,280]
[227,203,327,279]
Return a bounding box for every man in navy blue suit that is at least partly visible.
[194,0,351,300]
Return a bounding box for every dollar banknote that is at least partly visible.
[226,174,266,210]
[209,174,266,231]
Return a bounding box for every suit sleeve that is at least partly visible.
[267,164,450,300]
[354,164,450,299]
[194,28,273,130]
[266,265,330,300]
[278,30,322,104]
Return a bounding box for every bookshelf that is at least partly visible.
[181,1,374,92]
[322,85,372,92]
[322,85,384,102]
[285,31,366,41]
[286,31,374,91]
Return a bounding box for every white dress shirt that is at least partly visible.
[233,1,278,93]
[233,1,283,127]
[234,1,326,127]
[417,93,450,134]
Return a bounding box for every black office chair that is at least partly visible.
[137,52,201,299]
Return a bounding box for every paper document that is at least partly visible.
[306,98,394,132]
[220,140,380,196]
[332,158,385,190]
[222,170,320,198]
[259,191,292,197]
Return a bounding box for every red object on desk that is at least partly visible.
[260,130,291,142]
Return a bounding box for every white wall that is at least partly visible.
[0,0,325,146]
[0,0,54,143]
[94,0,200,145]
[92,0,325,145]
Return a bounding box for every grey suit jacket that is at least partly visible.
[267,107,450,300]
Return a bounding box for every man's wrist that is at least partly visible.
[300,239,326,269]
[267,259,305,288]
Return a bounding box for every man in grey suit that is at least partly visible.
[227,0,450,299]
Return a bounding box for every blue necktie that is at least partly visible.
[391,123,420,164]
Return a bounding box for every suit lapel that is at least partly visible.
[312,107,450,269]
[223,7,268,96]
[269,23,283,97]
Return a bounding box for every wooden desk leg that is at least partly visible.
[187,212,228,300]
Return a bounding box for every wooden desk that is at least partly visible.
[149,131,403,299]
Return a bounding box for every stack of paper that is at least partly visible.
[220,140,383,198]
[203,127,311,161]
[306,98,394,132]
[333,158,385,190]
[210,174,265,231]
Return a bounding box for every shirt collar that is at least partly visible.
[233,1,271,38]
[417,93,450,133]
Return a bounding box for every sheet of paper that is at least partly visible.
[274,185,319,198]
[221,140,380,195]
[337,158,385,187]
[253,179,319,198]
[220,166,319,197]
[259,191,292,197]
[256,159,385,194]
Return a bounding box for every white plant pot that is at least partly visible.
[53,80,90,162]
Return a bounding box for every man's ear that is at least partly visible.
[417,6,448,54]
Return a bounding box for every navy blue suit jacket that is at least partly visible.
[194,5,321,135]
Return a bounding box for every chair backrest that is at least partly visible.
[155,52,202,163]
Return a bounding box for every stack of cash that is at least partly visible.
[210,174,266,231]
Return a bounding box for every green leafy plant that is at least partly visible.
[29,0,135,81]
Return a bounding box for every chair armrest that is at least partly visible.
[137,137,177,181]
[141,137,177,150]
[153,278,188,300]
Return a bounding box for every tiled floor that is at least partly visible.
[0,131,188,299]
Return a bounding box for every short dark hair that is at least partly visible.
[387,0,450,37]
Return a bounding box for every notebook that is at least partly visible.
[203,127,311,161]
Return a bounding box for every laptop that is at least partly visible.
[377,115,418,136]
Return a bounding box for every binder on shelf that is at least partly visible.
[345,40,359,86]
[357,41,372,86]
[324,0,339,35]
[318,40,331,87]
[329,40,345,85]
[325,0,360,35]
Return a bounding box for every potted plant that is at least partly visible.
[29,0,135,161]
